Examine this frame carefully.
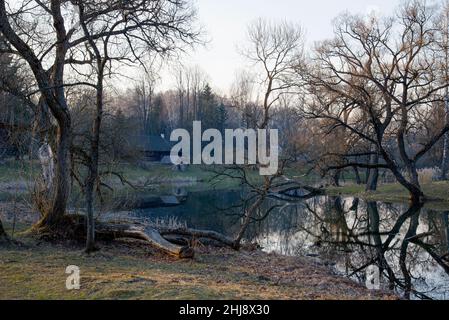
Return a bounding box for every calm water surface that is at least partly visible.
[134,190,449,300]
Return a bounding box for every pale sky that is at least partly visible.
[159,0,402,94]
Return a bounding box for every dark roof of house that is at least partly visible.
[131,135,173,153]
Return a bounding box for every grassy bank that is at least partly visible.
[0,200,396,300]
[326,181,449,209]
[0,237,396,300]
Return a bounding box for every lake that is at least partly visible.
[133,189,449,300]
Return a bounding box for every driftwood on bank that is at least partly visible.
[94,222,195,259]
[67,214,236,258]
[67,214,236,259]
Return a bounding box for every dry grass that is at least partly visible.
[0,237,397,300]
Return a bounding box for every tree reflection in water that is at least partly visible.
[255,196,449,300]
[136,191,449,300]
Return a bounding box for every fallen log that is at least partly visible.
[94,222,194,259]
[63,214,234,258]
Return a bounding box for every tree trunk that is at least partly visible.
[0,0,72,232]
[366,201,396,290]
[85,179,96,252]
[85,67,104,253]
[0,218,8,241]
[396,164,424,204]
[95,223,194,259]
[352,166,362,185]
[441,97,449,180]
[233,195,266,249]
[331,197,349,242]
[97,222,236,254]
[399,212,420,299]
[79,6,106,253]
[442,133,449,180]
[378,143,425,205]
[441,24,449,181]
[332,170,341,187]
[36,120,72,230]
[407,162,421,190]
[444,212,449,254]
[366,151,379,191]
[395,104,424,204]
[85,107,101,252]
[33,96,52,143]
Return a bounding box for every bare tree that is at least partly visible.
[229,18,305,247]
[304,2,449,204]
[132,68,160,135]
[75,0,200,251]
[438,1,449,180]
[174,65,188,127]
[230,70,261,128]
[173,64,207,127]
[0,0,73,230]
[0,0,200,235]
[243,18,303,129]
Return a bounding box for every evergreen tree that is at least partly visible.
[199,83,216,129]
[149,94,164,135]
[216,102,228,133]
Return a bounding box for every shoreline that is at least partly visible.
[0,237,397,300]
[325,181,449,210]
[0,203,397,300]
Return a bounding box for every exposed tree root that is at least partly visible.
[29,214,85,241]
